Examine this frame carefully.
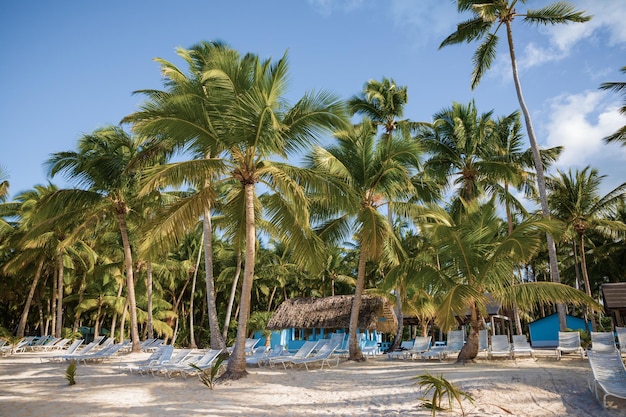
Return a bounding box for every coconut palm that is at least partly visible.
[412,200,600,362]
[131,43,348,377]
[307,119,421,360]
[600,65,626,145]
[440,0,591,330]
[45,125,156,352]
[547,166,626,330]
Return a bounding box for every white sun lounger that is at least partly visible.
[587,350,626,409]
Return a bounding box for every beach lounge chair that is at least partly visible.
[512,334,535,359]
[74,342,125,364]
[555,331,585,360]
[478,329,489,357]
[140,346,185,375]
[488,335,512,360]
[119,345,173,374]
[361,339,379,356]
[148,348,195,377]
[41,338,71,351]
[269,341,319,369]
[616,327,626,355]
[587,350,626,409]
[41,339,84,362]
[407,336,431,359]
[590,331,617,354]
[284,341,341,370]
[176,349,225,379]
[245,346,271,366]
[387,340,416,360]
[58,341,99,362]
[444,330,465,358]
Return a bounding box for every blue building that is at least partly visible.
[264,295,398,351]
[528,313,590,347]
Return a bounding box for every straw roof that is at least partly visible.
[266,295,398,334]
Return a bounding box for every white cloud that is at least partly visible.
[542,90,626,192]
[520,0,626,69]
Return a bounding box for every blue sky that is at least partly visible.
[1,0,625,200]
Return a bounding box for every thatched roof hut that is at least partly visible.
[267,295,398,334]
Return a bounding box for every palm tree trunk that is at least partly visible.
[55,251,64,338]
[72,271,87,332]
[348,245,368,361]
[391,291,404,352]
[579,233,597,331]
[110,279,124,343]
[223,249,242,340]
[50,266,57,337]
[189,236,203,349]
[17,258,44,338]
[505,21,567,331]
[457,303,480,363]
[203,206,226,349]
[146,260,154,340]
[223,183,257,380]
[117,211,141,352]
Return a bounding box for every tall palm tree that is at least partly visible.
[130,44,348,378]
[440,0,591,330]
[124,41,242,350]
[548,166,626,330]
[348,77,418,136]
[413,200,600,362]
[308,119,420,360]
[600,65,626,145]
[45,126,155,352]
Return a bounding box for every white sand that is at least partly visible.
[1,350,626,417]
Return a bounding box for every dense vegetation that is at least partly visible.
[1,1,625,377]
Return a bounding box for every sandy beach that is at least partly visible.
[1,349,625,417]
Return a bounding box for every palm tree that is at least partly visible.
[600,65,626,145]
[308,119,420,360]
[348,77,419,136]
[130,43,348,378]
[548,166,626,330]
[45,125,155,352]
[124,41,243,350]
[412,200,600,362]
[440,0,591,331]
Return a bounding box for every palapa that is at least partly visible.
[267,295,397,334]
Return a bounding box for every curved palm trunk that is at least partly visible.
[223,183,256,380]
[189,239,202,349]
[17,258,44,338]
[146,261,154,340]
[348,245,368,361]
[223,250,242,340]
[55,250,64,338]
[203,205,226,349]
[457,303,480,363]
[505,22,567,331]
[110,279,124,343]
[73,271,88,332]
[579,233,597,331]
[391,292,404,352]
[117,211,141,352]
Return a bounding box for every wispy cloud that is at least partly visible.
[542,90,626,191]
[518,0,626,69]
